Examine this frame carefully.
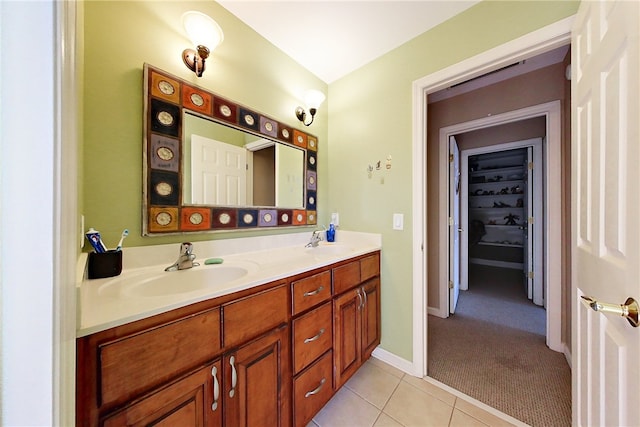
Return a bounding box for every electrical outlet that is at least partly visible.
[331,212,339,226]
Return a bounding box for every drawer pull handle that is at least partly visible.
[305,377,326,398]
[211,366,219,411]
[362,286,368,308]
[229,356,237,398]
[304,328,325,344]
[303,286,324,297]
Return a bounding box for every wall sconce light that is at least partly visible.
[295,89,326,126]
[182,11,224,77]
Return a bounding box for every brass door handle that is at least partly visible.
[581,296,639,327]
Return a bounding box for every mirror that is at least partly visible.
[182,112,305,208]
[143,64,318,235]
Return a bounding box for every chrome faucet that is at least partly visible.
[165,242,200,271]
[305,228,325,248]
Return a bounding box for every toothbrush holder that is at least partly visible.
[88,250,123,279]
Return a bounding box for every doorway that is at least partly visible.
[460,137,544,309]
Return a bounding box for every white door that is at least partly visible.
[572,1,640,425]
[449,136,461,314]
[523,147,534,300]
[191,134,247,205]
[524,144,544,307]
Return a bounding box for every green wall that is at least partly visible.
[82,1,327,248]
[83,0,578,362]
[327,1,578,360]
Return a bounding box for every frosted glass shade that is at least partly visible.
[182,11,224,51]
[303,89,326,109]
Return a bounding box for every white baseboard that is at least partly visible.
[427,306,447,318]
[371,347,418,377]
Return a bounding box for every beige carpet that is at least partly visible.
[428,265,571,426]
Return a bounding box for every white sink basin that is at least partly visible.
[305,243,353,257]
[98,262,258,298]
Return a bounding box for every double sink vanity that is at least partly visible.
[76,231,382,426]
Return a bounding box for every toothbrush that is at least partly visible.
[115,229,129,251]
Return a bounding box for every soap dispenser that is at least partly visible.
[326,223,336,242]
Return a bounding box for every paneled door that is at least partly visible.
[449,136,461,314]
[572,0,640,425]
[190,134,247,205]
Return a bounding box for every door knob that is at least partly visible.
[581,296,639,327]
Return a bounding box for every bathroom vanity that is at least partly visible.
[76,232,381,427]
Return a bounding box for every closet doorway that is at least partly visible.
[460,137,544,308]
[438,107,562,348]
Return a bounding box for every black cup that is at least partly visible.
[88,250,123,279]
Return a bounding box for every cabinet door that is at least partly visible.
[223,325,291,427]
[102,361,222,427]
[333,289,362,389]
[361,279,381,360]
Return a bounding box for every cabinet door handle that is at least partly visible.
[303,286,324,297]
[303,328,325,344]
[211,366,219,411]
[356,289,364,310]
[362,286,368,308]
[229,356,237,398]
[304,377,326,398]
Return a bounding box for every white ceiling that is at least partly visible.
[218,1,480,83]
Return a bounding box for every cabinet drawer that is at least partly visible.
[360,253,380,282]
[102,361,221,427]
[291,270,331,315]
[293,350,333,427]
[292,302,332,374]
[333,260,360,295]
[223,284,288,348]
[98,308,221,408]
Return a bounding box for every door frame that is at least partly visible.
[440,113,565,328]
[411,16,573,377]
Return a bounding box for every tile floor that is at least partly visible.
[308,358,527,427]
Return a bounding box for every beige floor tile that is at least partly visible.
[367,357,406,379]
[306,421,319,427]
[402,376,457,407]
[373,412,404,427]
[313,386,381,427]
[449,409,489,427]
[454,398,518,427]
[345,360,402,409]
[383,381,454,427]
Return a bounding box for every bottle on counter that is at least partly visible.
[326,223,336,242]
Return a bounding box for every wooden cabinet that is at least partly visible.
[333,254,381,389]
[223,325,290,427]
[291,270,331,316]
[77,251,381,427]
[361,278,381,360]
[293,351,333,427]
[292,302,332,374]
[102,360,222,427]
[290,267,335,427]
[97,308,221,410]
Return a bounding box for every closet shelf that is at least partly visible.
[469,193,524,198]
[469,207,524,210]
[477,241,524,248]
[468,179,524,187]
[470,165,524,176]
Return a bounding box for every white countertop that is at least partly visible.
[77,230,381,337]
